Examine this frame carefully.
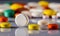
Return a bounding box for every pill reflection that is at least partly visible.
[28,30,40,34]
[0,28,11,32]
[48,30,59,35]
[15,28,29,36]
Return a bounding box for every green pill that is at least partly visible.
[4,9,15,18]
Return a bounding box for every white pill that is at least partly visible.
[0,9,4,12]
[15,28,28,36]
[15,14,29,27]
[0,4,10,11]
[27,2,39,7]
[37,20,49,25]
[21,11,32,17]
[30,8,43,17]
[56,12,60,18]
[49,3,60,11]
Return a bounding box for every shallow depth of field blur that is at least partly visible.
[0,0,60,36]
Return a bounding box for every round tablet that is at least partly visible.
[10,3,24,10]
[0,22,11,28]
[48,24,58,30]
[49,3,60,9]
[38,1,49,7]
[10,3,20,10]
[15,28,28,36]
[28,24,40,30]
[15,14,29,26]
[30,8,43,17]
[0,4,10,11]
[43,9,57,16]
[0,16,8,22]
[4,9,15,18]
[57,12,60,17]
[37,20,49,25]
[21,11,31,17]
[27,2,39,8]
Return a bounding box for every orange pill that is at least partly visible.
[0,16,8,22]
[48,24,58,30]
[15,13,20,17]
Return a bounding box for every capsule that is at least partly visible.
[28,24,40,30]
[48,24,58,30]
[0,16,8,22]
[0,22,11,28]
[4,9,15,18]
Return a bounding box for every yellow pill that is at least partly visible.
[43,9,57,16]
[38,1,49,7]
[0,22,11,28]
[10,3,23,10]
[28,24,40,30]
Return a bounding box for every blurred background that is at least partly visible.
[0,0,60,36]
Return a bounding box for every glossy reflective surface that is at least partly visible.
[0,28,60,36]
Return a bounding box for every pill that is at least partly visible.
[48,24,58,30]
[0,22,11,28]
[28,24,40,30]
[15,14,29,27]
[0,16,8,22]
[4,9,15,18]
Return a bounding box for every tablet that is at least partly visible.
[15,14,29,27]
[37,20,48,25]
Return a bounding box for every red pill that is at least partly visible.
[43,6,50,10]
[48,24,58,30]
[15,8,29,13]
[0,16,8,22]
